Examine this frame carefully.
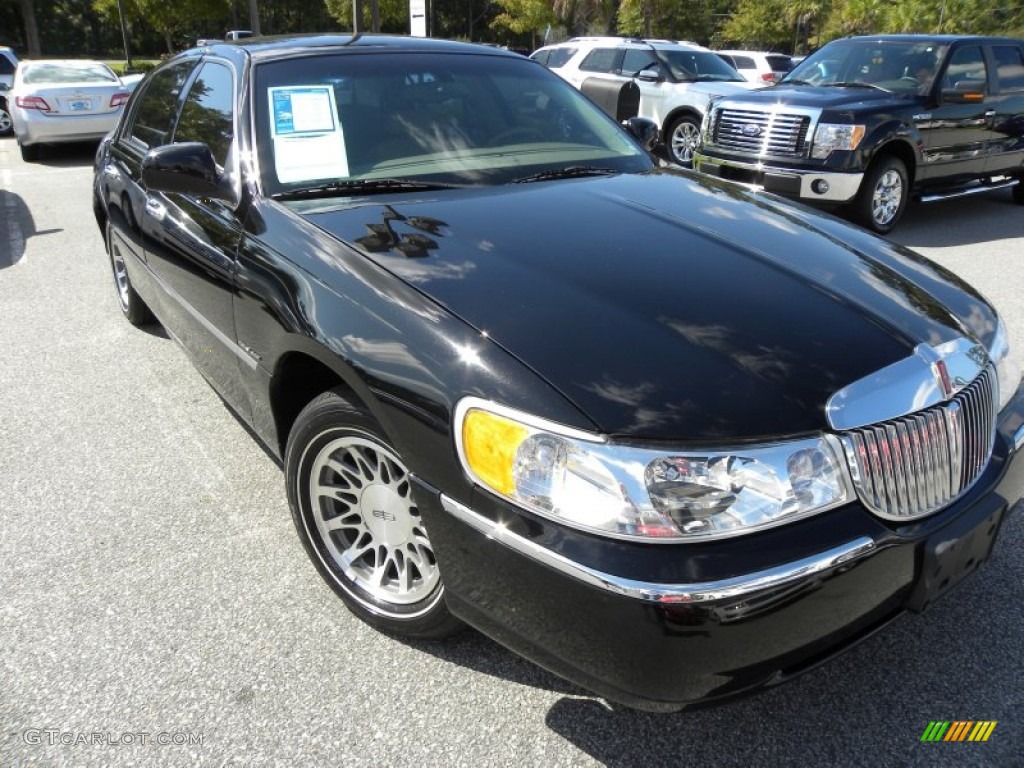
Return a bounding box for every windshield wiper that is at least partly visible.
[271,178,469,200]
[512,166,619,184]
[821,81,891,92]
[778,78,814,86]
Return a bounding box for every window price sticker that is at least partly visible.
[269,86,349,183]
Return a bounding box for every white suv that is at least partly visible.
[716,50,795,85]
[531,37,756,164]
[0,46,18,136]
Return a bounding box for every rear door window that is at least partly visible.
[992,45,1024,91]
[579,48,620,74]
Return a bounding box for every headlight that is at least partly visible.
[454,398,851,542]
[811,123,866,159]
[990,318,1022,411]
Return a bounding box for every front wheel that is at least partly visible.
[0,104,12,137]
[666,115,701,166]
[852,156,909,233]
[285,390,463,639]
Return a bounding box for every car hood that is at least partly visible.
[296,170,996,441]
[688,79,759,97]
[720,83,914,111]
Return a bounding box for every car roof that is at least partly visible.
[841,33,1021,44]
[189,33,522,64]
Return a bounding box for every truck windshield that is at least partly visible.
[781,40,948,95]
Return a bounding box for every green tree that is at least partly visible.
[324,0,408,31]
[490,0,557,44]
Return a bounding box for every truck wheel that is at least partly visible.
[666,115,701,166]
[853,156,908,234]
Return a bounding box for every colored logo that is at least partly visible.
[920,721,997,742]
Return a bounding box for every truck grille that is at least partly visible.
[838,368,996,521]
[710,108,811,158]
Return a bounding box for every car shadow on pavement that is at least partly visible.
[891,189,1024,249]
[398,630,584,698]
[29,141,101,168]
[0,188,34,269]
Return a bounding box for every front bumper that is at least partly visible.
[693,151,863,204]
[419,385,1024,712]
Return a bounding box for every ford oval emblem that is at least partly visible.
[741,124,762,138]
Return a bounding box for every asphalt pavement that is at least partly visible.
[1,137,1021,767]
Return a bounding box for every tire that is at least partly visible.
[0,104,12,137]
[107,224,154,326]
[19,142,40,162]
[1013,180,1024,205]
[666,114,701,166]
[285,389,463,639]
[852,156,909,234]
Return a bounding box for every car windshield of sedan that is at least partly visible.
[782,40,949,95]
[22,61,119,85]
[254,52,652,196]
[657,50,745,82]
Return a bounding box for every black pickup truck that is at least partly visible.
[694,35,1024,232]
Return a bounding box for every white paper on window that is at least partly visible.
[268,85,349,183]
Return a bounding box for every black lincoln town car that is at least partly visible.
[93,35,1024,712]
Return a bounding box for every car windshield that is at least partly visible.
[658,50,745,82]
[781,39,948,95]
[254,52,652,196]
[22,61,118,85]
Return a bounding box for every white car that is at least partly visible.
[716,50,795,85]
[531,37,756,165]
[0,46,18,136]
[10,59,130,162]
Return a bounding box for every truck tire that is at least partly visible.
[852,156,908,234]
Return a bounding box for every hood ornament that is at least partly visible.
[826,337,990,431]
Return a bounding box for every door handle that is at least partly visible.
[145,197,166,221]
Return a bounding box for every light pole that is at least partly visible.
[115,0,132,71]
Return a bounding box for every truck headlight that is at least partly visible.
[990,318,1022,411]
[455,398,851,542]
[811,123,866,159]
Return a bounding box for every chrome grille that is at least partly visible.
[838,368,996,521]
[709,108,810,158]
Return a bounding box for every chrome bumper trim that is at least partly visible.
[693,152,863,203]
[440,494,876,604]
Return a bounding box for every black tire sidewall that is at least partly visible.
[284,390,459,637]
[107,224,152,326]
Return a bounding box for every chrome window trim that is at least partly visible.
[440,494,876,603]
[827,338,990,431]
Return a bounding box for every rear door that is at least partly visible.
[104,59,199,311]
[984,42,1024,175]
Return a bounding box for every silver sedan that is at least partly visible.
[10,59,129,162]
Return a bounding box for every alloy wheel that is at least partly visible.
[307,434,439,610]
[670,121,701,165]
[871,169,903,227]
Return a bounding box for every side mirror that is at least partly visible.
[623,116,659,150]
[635,66,662,83]
[141,142,232,202]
